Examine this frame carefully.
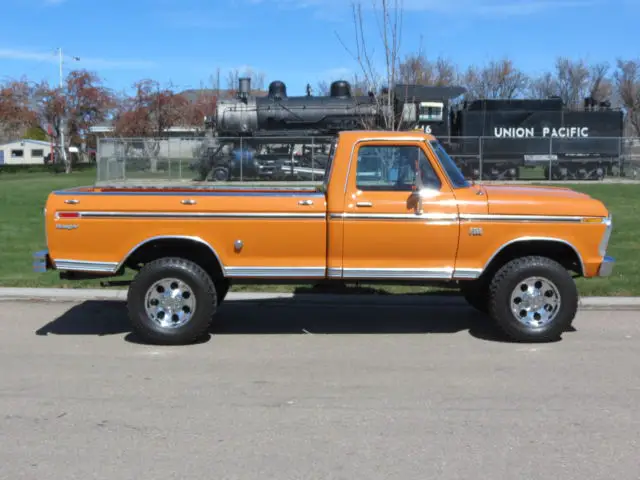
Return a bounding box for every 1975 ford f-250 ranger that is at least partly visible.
[34,130,615,345]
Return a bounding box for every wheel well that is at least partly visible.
[481,240,584,281]
[123,237,225,281]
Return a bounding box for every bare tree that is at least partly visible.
[462,58,529,100]
[316,81,330,95]
[528,72,558,99]
[398,53,459,86]
[335,0,404,130]
[588,62,613,104]
[528,58,614,106]
[613,59,640,136]
[553,57,591,107]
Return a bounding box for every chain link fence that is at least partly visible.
[96,135,640,185]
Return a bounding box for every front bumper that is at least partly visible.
[598,255,615,277]
[33,249,54,273]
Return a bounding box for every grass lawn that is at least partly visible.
[0,168,637,296]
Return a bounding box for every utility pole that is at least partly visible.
[56,47,79,172]
[58,47,67,169]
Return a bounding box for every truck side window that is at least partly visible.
[355,145,441,191]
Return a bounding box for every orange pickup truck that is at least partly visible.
[34,130,614,345]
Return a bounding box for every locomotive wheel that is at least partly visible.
[212,167,229,182]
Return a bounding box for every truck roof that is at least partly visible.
[336,130,436,142]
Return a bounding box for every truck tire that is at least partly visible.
[487,256,578,343]
[127,257,218,345]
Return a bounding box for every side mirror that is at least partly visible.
[411,189,423,215]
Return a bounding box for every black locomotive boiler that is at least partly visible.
[198,77,628,181]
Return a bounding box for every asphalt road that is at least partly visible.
[1,298,639,480]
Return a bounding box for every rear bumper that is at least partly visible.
[597,255,615,277]
[33,249,54,272]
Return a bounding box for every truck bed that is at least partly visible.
[45,182,330,280]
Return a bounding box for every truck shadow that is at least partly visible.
[33,295,572,344]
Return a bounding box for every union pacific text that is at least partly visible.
[494,127,589,138]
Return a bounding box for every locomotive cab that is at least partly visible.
[418,102,444,122]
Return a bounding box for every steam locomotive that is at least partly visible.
[196,77,629,181]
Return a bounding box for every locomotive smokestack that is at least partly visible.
[238,77,251,99]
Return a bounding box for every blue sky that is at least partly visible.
[1,0,637,96]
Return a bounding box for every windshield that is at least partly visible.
[429,140,470,189]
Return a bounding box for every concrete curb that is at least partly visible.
[1,287,639,310]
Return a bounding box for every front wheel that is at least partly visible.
[127,257,218,345]
[488,256,578,343]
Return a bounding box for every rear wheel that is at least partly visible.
[487,256,578,343]
[127,257,218,345]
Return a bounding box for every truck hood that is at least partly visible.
[480,184,609,217]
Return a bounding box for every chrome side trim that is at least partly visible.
[225,267,326,278]
[54,189,325,197]
[116,235,226,274]
[452,268,483,280]
[56,209,607,223]
[482,237,586,275]
[330,212,605,223]
[460,214,588,223]
[331,212,458,222]
[53,259,119,273]
[598,256,615,277]
[327,267,342,278]
[73,211,326,220]
[598,214,613,257]
[341,267,454,280]
[333,267,481,280]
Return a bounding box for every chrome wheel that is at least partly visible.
[509,276,561,328]
[144,277,197,329]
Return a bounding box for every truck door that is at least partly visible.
[338,140,460,280]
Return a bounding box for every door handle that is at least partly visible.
[298,200,314,206]
[356,201,373,207]
[181,199,197,205]
[64,199,80,205]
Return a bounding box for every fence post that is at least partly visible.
[240,137,243,182]
[618,136,622,178]
[478,137,483,181]
[121,139,126,182]
[548,137,553,181]
[96,137,101,183]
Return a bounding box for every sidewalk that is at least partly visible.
[1,287,639,310]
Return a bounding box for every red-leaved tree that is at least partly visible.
[113,79,204,172]
[114,79,194,136]
[35,69,115,172]
[0,78,39,143]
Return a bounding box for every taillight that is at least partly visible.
[56,212,80,219]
